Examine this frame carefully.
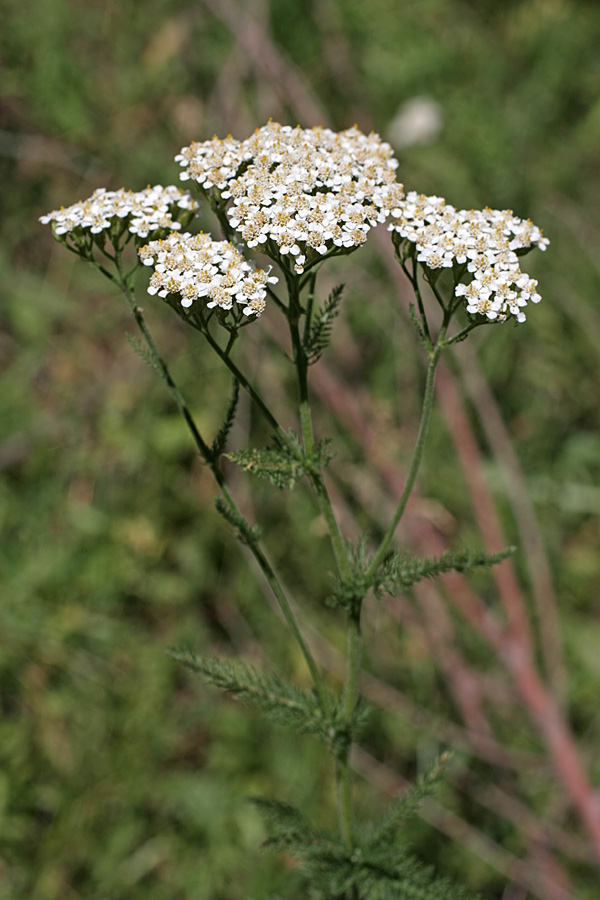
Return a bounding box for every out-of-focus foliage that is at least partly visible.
[2,0,600,897]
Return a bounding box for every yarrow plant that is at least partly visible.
[41,121,548,900]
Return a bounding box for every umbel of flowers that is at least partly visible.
[39,122,549,329]
[40,185,198,247]
[176,121,404,275]
[389,192,549,323]
[139,231,278,319]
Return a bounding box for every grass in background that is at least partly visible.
[2,0,600,897]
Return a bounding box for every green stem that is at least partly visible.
[366,337,445,582]
[337,608,362,850]
[210,199,236,243]
[302,271,317,344]
[409,256,432,346]
[201,322,285,438]
[114,258,214,467]
[220,481,331,714]
[286,272,351,581]
[285,270,359,854]
[266,284,288,314]
[444,322,479,346]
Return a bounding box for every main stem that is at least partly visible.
[286,272,351,581]
[220,481,330,714]
[286,271,362,853]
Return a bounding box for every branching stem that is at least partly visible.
[112,257,330,715]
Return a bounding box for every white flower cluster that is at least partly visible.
[176,122,403,274]
[138,232,277,318]
[40,185,198,239]
[390,192,549,322]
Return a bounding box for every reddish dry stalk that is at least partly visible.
[201,0,325,124]
[412,580,494,738]
[434,362,534,648]
[308,603,543,771]
[456,342,565,701]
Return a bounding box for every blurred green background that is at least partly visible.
[2,1,600,897]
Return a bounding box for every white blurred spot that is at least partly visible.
[386,96,444,149]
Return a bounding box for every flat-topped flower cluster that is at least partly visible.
[390,192,549,322]
[39,122,549,328]
[39,185,198,240]
[138,232,277,318]
[176,122,404,274]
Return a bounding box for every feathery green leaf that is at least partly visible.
[211,378,239,457]
[375,546,516,596]
[304,284,344,365]
[226,446,304,490]
[126,332,163,377]
[226,430,333,490]
[169,649,336,745]
[326,535,373,612]
[214,497,262,544]
[254,811,478,900]
[408,302,427,347]
[362,753,451,850]
[249,797,322,852]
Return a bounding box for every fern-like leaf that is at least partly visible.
[211,378,239,457]
[249,797,319,851]
[304,284,344,365]
[376,546,516,596]
[251,755,479,900]
[214,497,262,545]
[327,535,373,613]
[126,333,162,377]
[226,430,333,490]
[169,649,335,744]
[226,446,304,489]
[252,770,480,900]
[362,753,451,850]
